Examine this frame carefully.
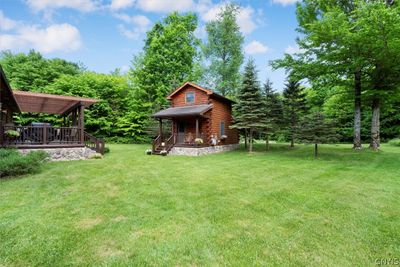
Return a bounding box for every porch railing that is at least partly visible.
[176,133,206,146]
[84,131,105,154]
[2,125,82,146]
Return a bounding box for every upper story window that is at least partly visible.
[186,92,195,103]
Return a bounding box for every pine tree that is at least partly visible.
[299,112,339,158]
[282,78,307,147]
[262,79,283,150]
[232,59,264,152]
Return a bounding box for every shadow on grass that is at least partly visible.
[234,142,399,165]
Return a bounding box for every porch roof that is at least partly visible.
[12,90,99,115]
[153,104,212,118]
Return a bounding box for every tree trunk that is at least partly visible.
[370,98,380,150]
[314,143,318,158]
[244,130,248,149]
[249,128,253,152]
[290,132,294,148]
[266,133,269,151]
[353,70,362,150]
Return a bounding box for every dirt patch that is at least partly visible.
[75,217,103,230]
[112,215,127,222]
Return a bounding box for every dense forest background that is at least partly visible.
[1,1,399,145]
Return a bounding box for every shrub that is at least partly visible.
[388,138,400,147]
[0,149,48,178]
[104,147,110,154]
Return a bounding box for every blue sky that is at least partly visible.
[0,0,299,91]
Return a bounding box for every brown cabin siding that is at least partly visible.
[171,86,209,107]
[209,98,239,145]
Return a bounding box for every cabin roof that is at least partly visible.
[0,65,21,112]
[167,82,234,103]
[12,90,99,115]
[153,104,212,118]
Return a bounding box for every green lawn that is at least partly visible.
[1,144,399,266]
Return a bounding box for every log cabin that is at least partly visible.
[152,82,239,155]
[0,65,104,155]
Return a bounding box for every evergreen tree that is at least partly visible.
[299,112,338,158]
[262,79,283,150]
[282,78,308,147]
[232,59,264,152]
[203,3,244,97]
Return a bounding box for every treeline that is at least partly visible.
[1,1,399,146]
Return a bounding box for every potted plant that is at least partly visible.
[195,138,203,146]
[160,149,168,156]
[146,149,152,155]
[5,129,20,139]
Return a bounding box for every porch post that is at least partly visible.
[0,102,3,146]
[195,118,199,138]
[159,118,163,141]
[79,104,85,144]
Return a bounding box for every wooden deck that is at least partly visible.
[2,125,105,154]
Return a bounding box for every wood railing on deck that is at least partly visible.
[84,132,105,154]
[2,125,82,146]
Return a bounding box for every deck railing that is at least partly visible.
[2,126,105,154]
[2,125,82,146]
[84,131,105,154]
[176,133,206,146]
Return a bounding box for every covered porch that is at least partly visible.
[152,104,212,153]
[0,90,105,154]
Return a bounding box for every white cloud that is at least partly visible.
[271,0,298,6]
[110,0,135,10]
[115,14,151,39]
[26,0,98,12]
[245,41,269,55]
[0,23,82,53]
[136,0,194,13]
[0,10,17,31]
[285,44,304,54]
[199,4,258,34]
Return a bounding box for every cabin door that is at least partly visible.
[177,121,185,144]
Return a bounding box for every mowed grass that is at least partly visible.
[1,143,400,266]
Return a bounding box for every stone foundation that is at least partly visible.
[19,147,100,161]
[169,144,239,156]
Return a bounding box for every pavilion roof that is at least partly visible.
[12,90,99,115]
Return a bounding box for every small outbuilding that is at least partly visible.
[152,82,239,155]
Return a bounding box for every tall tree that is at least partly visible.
[299,112,338,158]
[232,59,264,152]
[272,0,366,150]
[130,12,200,108]
[282,78,308,148]
[203,3,244,97]
[353,1,400,150]
[262,79,283,150]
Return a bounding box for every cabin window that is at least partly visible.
[186,92,195,103]
[220,121,225,136]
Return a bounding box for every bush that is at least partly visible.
[388,138,400,147]
[0,149,48,178]
[103,147,110,154]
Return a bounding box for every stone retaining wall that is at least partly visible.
[19,147,99,161]
[169,144,239,156]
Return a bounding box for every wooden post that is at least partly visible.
[43,123,47,145]
[195,118,199,138]
[79,104,85,144]
[159,119,163,141]
[0,102,3,146]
